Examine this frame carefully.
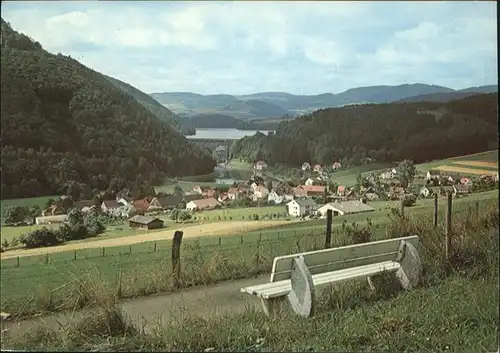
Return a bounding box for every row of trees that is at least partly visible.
[17,209,105,249]
[0,19,216,199]
[230,94,497,168]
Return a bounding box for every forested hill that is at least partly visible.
[230,93,498,167]
[0,19,215,199]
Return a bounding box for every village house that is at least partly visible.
[460,177,473,186]
[318,201,375,217]
[128,215,164,230]
[227,187,241,201]
[426,170,441,181]
[101,200,121,214]
[453,184,472,195]
[305,177,324,186]
[293,185,325,197]
[254,160,268,171]
[286,198,319,217]
[183,193,204,203]
[301,162,311,171]
[332,162,342,170]
[147,195,182,211]
[132,198,150,214]
[192,185,212,195]
[380,170,396,179]
[313,164,323,173]
[252,185,270,201]
[117,196,133,207]
[364,192,380,201]
[186,198,220,212]
[337,185,347,197]
[419,185,433,198]
[267,190,284,204]
[218,193,230,203]
[74,200,95,213]
[388,186,406,199]
[41,204,64,217]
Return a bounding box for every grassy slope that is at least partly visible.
[1,190,497,315]
[2,199,498,352]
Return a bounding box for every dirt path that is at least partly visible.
[1,274,269,337]
[1,220,292,260]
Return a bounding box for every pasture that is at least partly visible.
[1,190,497,316]
[416,149,498,174]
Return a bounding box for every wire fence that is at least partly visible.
[0,197,497,314]
[0,197,495,270]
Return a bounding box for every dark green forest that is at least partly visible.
[231,93,498,167]
[0,19,215,199]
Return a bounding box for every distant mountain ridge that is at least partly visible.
[151,84,498,120]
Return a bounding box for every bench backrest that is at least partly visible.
[270,235,419,282]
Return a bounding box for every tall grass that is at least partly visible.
[2,202,498,351]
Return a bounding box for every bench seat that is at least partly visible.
[241,260,401,299]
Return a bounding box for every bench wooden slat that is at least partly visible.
[241,260,400,299]
[270,235,419,282]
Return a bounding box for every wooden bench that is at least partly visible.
[241,235,422,317]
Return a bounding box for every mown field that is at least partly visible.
[1,189,497,316]
[415,150,498,174]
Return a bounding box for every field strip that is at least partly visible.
[446,150,498,160]
[432,165,497,175]
[0,220,293,260]
[451,161,498,169]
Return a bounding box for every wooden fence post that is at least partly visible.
[445,191,453,259]
[433,193,438,228]
[45,253,49,264]
[16,256,19,268]
[259,233,262,242]
[240,235,243,244]
[117,268,122,298]
[325,209,333,249]
[476,201,479,215]
[153,242,157,252]
[102,247,105,257]
[129,245,132,254]
[172,230,184,288]
[74,250,77,260]
[218,237,221,245]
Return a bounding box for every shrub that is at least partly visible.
[2,238,9,249]
[402,194,417,207]
[252,214,259,221]
[19,227,63,249]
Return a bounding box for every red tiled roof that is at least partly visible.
[303,185,325,193]
[133,198,150,211]
[337,186,346,193]
[192,198,220,207]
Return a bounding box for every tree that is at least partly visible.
[355,173,363,193]
[173,185,184,198]
[397,160,417,188]
[266,179,273,191]
[170,208,180,222]
[4,206,28,225]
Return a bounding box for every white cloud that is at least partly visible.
[1,1,496,94]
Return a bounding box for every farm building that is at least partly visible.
[128,215,164,230]
[132,198,150,213]
[286,198,319,217]
[35,214,68,225]
[267,190,284,204]
[186,198,220,212]
[318,201,375,217]
[302,162,311,171]
[101,200,120,213]
[74,200,95,212]
[148,195,182,211]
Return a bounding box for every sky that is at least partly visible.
[1,1,497,95]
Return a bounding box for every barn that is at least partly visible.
[35,215,68,225]
[318,201,375,217]
[128,215,164,230]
